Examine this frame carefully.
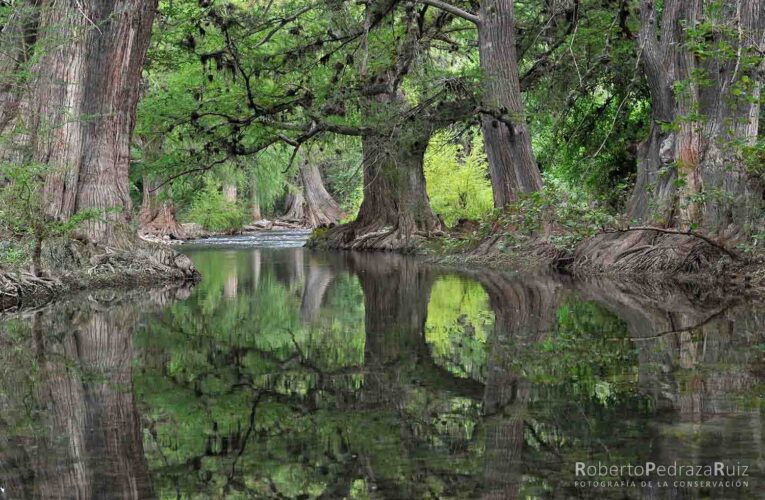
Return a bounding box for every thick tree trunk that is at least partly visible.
[0,1,40,160]
[479,0,543,208]
[300,159,346,227]
[280,157,345,228]
[282,188,306,221]
[627,0,765,234]
[2,0,159,245]
[138,176,187,240]
[319,91,442,251]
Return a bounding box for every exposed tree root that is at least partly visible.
[565,229,735,277]
[139,201,188,241]
[0,238,199,313]
[310,219,443,252]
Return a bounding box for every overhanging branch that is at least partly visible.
[418,0,480,26]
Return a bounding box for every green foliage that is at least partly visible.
[483,185,619,252]
[425,276,494,380]
[523,299,637,404]
[0,162,100,269]
[424,132,494,227]
[185,179,247,232]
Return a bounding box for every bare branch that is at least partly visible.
[418,0,480,26]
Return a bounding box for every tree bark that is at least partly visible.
[0,0,158,245]
[249,175,262,221]
[223,182,238,204]
[318,84,450,251]
[280,155,345,228]
[0,1,40,160]
[300,158,346,228]
[479,0,543,208]
[627,0,765,234]
[138,175,188,240]
[282,188,306,221]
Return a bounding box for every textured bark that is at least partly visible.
[282,189,306,221]
[0,1,40,159]
[312,3,477,251]
[281,158,345,228]
[300,160,346,227]
[479,0,543,208]
[138,176,188,240]
[627,0,765,233]
[318,87,445,251]
[0,0,159,245]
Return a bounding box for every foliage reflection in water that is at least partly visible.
[0,247,763,499]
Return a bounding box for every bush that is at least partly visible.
[185,181,247,232]
[424,132,494,227]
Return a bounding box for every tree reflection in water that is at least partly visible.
[0,248,762,499]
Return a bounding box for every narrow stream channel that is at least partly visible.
[0,234,762,498]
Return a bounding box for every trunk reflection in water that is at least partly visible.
[0,286,190,499]
[0,246,762,498]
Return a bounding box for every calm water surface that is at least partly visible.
[0,232,763,499]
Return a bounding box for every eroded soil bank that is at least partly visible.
[424,227,765,296]
[1,239,199,313]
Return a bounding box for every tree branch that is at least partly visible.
[418,0,480,26]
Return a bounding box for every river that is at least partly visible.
[0,231,762,499]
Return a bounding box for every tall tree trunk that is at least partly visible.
[280,155,345,228]
[282,188,306,221]
[479,0,543,208]
[352,120,441,250]
[223,182,237,204]
[249,175,262,221]
[0,1,40,160]
[0,0,159,245]
[627,0,765,234]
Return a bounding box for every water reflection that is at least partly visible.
[0,247,762,499]
[0,286,191,499]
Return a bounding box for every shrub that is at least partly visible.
[185,181,247,232]
[424,132,494,227]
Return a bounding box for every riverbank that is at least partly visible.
[0,239,199,313]
[422,227,765,295]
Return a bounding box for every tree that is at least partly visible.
[420,0,543,208]
[0,0,159,245]
[627,0,765,234]
[137,137,187,240]
[282,151,345,228]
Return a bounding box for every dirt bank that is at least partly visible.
[1,239,200,313]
